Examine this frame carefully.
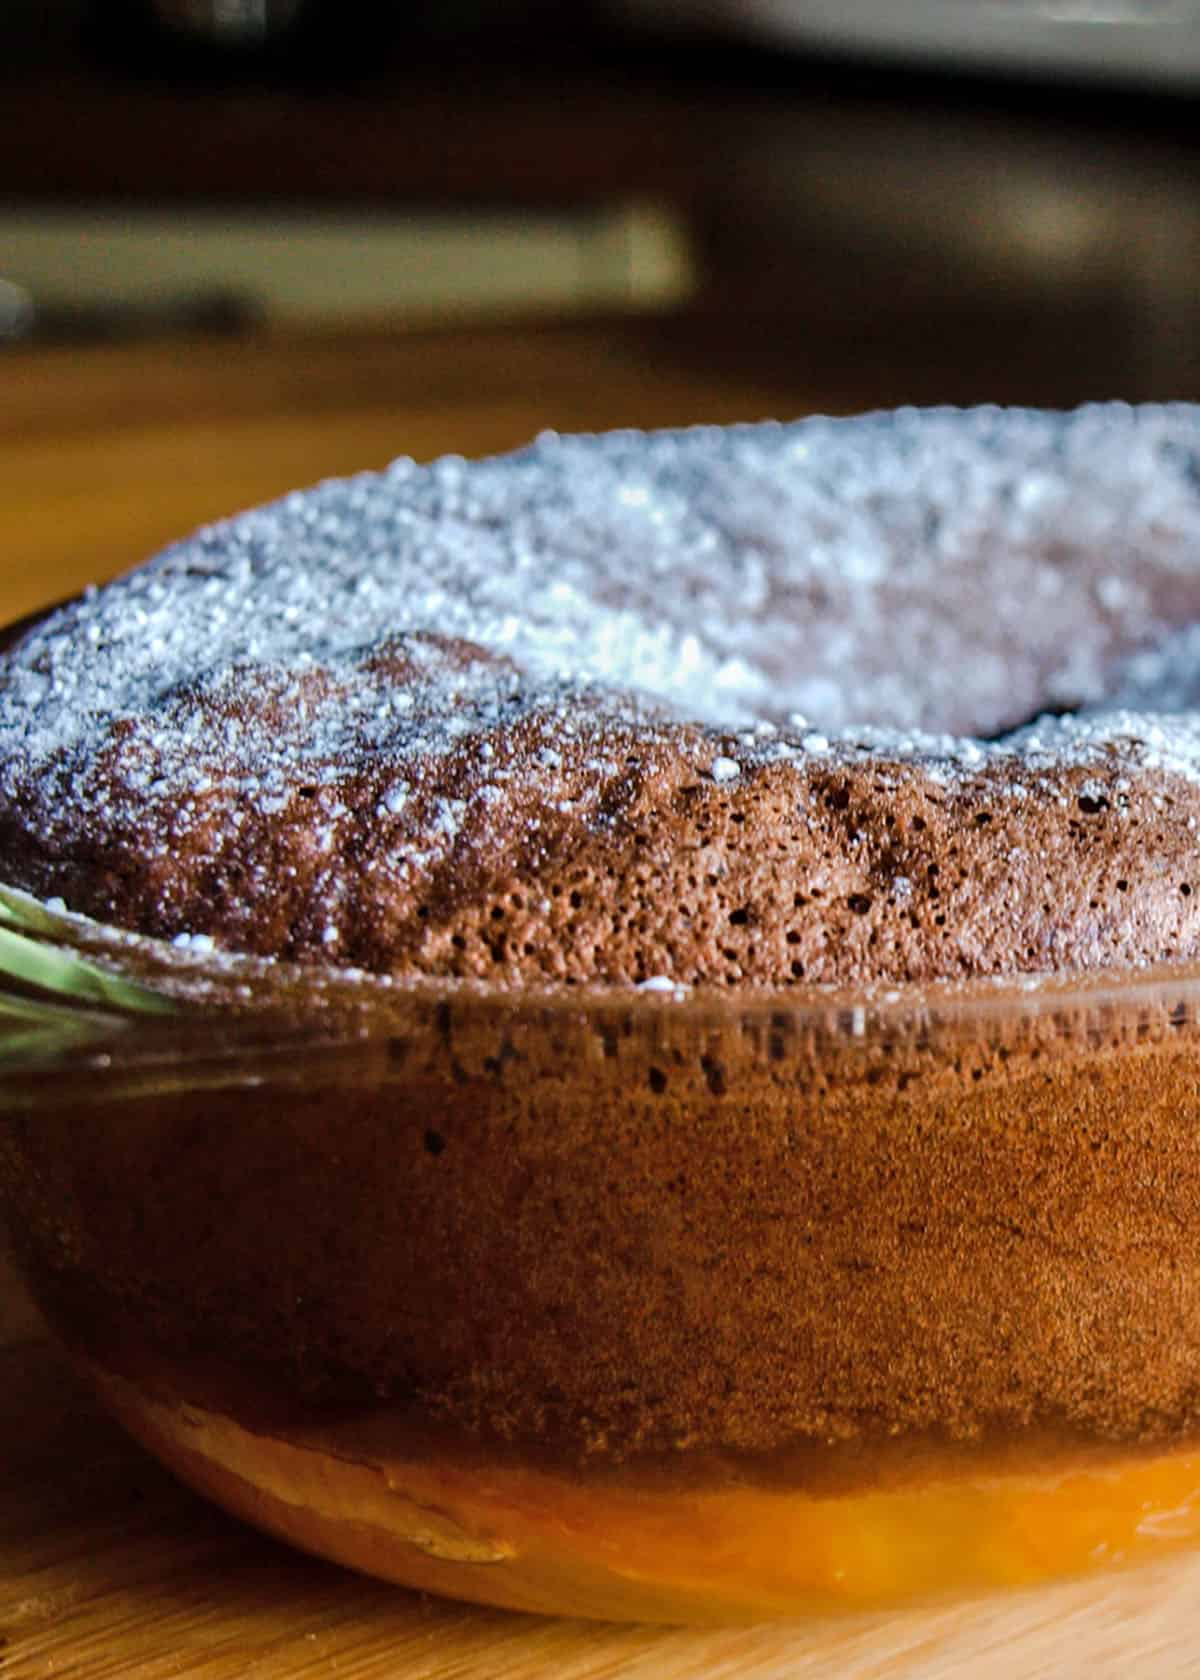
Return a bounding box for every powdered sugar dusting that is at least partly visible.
[5,404,1200,975]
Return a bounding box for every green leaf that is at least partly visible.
[0,890,174,1016]
[0,990,131,1060]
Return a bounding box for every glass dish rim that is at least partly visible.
[6,878,1200,1085]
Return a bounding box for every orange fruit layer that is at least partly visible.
[90,1362,1200,1624]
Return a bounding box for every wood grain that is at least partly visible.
[4,323,1200,1675]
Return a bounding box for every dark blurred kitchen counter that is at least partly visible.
[5,22,1200,410]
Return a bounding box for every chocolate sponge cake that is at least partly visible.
[4,404,1200,984]
[7,404,1200,1621]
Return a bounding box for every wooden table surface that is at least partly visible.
[4,318,1200,1677]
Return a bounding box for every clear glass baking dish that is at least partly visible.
[5,893,1200,1622]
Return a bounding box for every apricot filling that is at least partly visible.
[89,1362,1200,1624]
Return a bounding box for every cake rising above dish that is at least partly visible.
[4,405,1200,985]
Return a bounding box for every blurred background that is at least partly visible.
[3,0,1200,620]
